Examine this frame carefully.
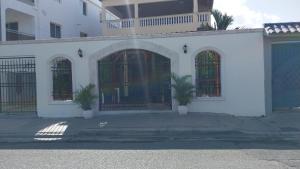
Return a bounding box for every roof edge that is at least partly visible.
[0,28,264,46]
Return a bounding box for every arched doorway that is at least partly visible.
[98,49,172,111]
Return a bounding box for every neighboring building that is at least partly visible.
[101,0,213,36]
[0,0,103,41]
[0,0,213,40]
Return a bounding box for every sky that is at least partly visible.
[214,0,300,28]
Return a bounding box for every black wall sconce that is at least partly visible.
[183,44,188,54]
[78,48,83,58]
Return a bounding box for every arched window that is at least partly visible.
[195,50,221,97]
[51,57,73,100]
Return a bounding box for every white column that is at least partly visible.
[34,15,39,40]
[134,3,139,18]
[34,0,39,39]
[193,0,199,29]
[101,7,107,21]
[1,7,6,41]
[193,0,198,13]
[101,7,107,35]
[1,11,6,41]
[134,3,139,30]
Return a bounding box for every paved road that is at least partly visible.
[0,140,300,169]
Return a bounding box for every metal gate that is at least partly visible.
[0,57,36,113]
[98,50,172,111]
[272,42,300,110]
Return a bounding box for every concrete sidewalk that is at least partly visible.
[0,112,300,143]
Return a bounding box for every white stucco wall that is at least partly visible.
[0,29,266,117]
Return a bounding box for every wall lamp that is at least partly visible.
[183,44,188,54]
[78,48,83,58]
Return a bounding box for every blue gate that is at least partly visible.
[272,42,300,110]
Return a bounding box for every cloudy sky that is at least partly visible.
[214,0,300,28]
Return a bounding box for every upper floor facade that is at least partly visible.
[101,0,214,36]
[0,0,214,41]
[0,0,104,41]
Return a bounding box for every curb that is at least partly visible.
[1,130,300,144]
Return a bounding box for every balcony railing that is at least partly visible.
[17,0,35,6]
[107,18,135,29]
[103,12,211,36]
[6,29,35,41]
[140,13,194,27]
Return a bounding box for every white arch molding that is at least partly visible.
[88,40,180,113]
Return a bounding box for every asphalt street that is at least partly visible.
[0,140,300,169]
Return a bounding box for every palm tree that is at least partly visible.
[212,9,234,30]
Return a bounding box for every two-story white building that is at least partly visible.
[0,0,299,118]
[0,0,105,41]
[0,0,267,118]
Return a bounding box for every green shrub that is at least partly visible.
[171,73,195,106]
[74,84,97,110]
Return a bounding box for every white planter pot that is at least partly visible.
[82,110,94,119]
[178,105,188,115]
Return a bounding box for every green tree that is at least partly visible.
[212,9,234,30]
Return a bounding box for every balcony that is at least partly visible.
[6,29,35,41]
[4,8,35,41]
[17,0,35,6]
[101,0,213,36]
[102,12,211,36]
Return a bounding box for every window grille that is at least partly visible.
[196,50,221,97]
[51,58,73,100]
[50,22,61,38]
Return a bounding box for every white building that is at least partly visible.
[0,0,298,118]
[0,0,104,41]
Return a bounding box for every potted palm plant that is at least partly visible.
[171,73,195,115]
[74,84,97,119]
